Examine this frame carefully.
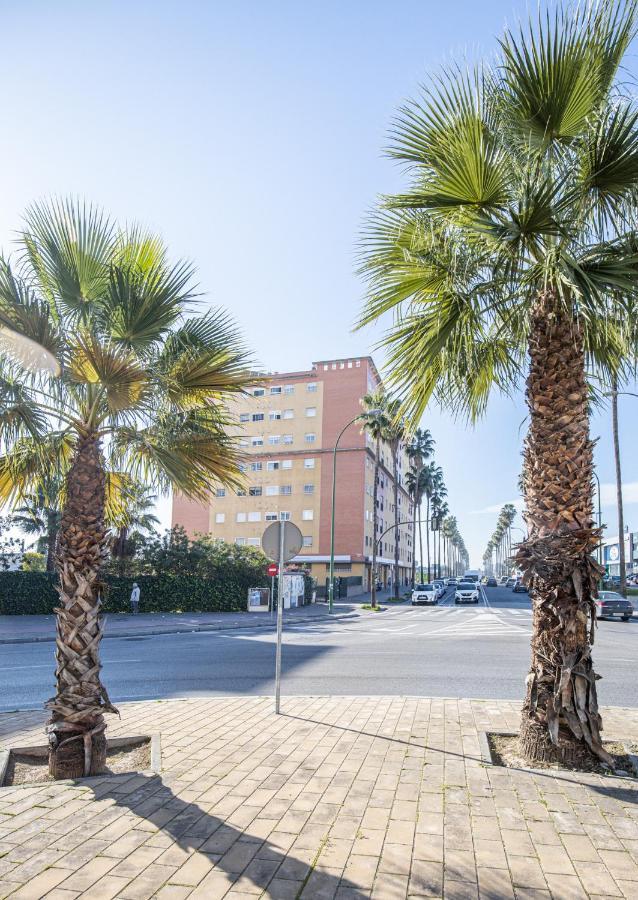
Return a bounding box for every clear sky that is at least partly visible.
[1,0,636,566]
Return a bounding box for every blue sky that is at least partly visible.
[1,0,636,566]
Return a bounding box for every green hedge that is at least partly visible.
[0,571,313,615]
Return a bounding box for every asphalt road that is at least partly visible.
[1,586,636,711]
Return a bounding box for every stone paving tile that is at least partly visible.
[0,697,637,899]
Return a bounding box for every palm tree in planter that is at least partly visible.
[0,198,253,778]
[359,2,638,766]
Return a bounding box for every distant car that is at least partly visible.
[513,581,528,593]
[455,581,480,604]
[506,577,517,588]
[595,591,633,621]
[499,576,509,585]
[432,580,446,598]
[412,584,438,605]
[485,577,497,587]
[446,577,457,587]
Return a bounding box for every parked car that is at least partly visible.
[455,581,480,604]
[499,576,509,585]
[512,581,528,593]
[595,591,633,621]
[412,584,438,605]
[433,580,446,598]
[506,577,517,588]
[446,577,457,587]
[485,577,497,587]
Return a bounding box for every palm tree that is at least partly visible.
[360,390,390,607]
[11,480,62,572]
[0,198,253,778]
[406,428,435,585]
[383,398,407,598]
[110,483,160,575]
[358,2,638,765]
[421,462,440,582]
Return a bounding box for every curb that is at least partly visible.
[0,610,359,645]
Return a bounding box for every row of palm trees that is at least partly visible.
[358,0,638,766]
[482,504,518,578]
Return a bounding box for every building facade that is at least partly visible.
[603,530,638,577]
[172,356,414,592]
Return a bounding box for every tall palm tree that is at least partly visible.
[110,483,160,575]
[384,398,407,598]
[406,428,435,585]
[0,198,253,778]
[360,390,390,607]
[358,2,638,765]
[11,480,62,572]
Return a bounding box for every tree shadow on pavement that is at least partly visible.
[87,773,367,898]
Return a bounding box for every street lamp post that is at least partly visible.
[592,469,604,584]
[328,410,381,613]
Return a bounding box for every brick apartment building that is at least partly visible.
[172,356,414,592]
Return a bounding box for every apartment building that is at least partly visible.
[172,356,414,591]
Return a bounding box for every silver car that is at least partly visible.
[595,591,633,621]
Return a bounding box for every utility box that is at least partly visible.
[247,587,270,612]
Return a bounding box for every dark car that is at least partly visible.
[485,577,497,587]
[513,581,528,593]
[595,591,633,621]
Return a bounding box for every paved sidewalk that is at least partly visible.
[1,696,637,898]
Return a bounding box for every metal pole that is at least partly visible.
[270,575,274,618]
[275,520,285,714]
[328,441,338,614]
[593,469,603,586]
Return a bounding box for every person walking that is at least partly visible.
[130,582,140,615]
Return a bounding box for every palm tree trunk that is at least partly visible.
[516,295,607,767]
[411,491,417,587]
[371,436,380,608]
[418,499,424,583]
[425,496,431,582]
[46,432,118,779]
[45,511,57,573]
[611,376,627,597]
[393,448,400,599]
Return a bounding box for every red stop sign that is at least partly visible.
[267,563,278,577]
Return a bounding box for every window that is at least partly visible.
[216,488,226,498]
[251,436,263,446]
[249,487,262,496]
[266,461,279,471]
[280,511,291,521]
[236,512,247,523]
[283,435,294,444]
[284,384,295,394]
[269,410,282,420]
[305,407,316,417]
[235,537,246,545]
[302,509,314,521]
[215,513,225,524]
[307,382,318,392]
[355,360,361,367]
[280,485,292,495]
[248,511,261,522]
[265,512,278,521]
[239,413,250,423]
[239,438,249,448]
[237,489,246,496]
[283,409,294,419]
[265,485,279,496]
[305,433,316,443]
[270,386,282,395]
[268,435,281,445]
[303,536,313,547]
[252,388,265,397]
[303,484,314,494]
[252,413,264,422]
[282,460,292,470]
[238,464,247,473]
[246,537,260,546]
[304,458,315,469]
[250,463,262,473]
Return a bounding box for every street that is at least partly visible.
[1,585,636,711]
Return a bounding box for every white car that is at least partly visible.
[455,581,480,604]
[412,584,438,605]
[446,577,457,587]
[433,580,446,598]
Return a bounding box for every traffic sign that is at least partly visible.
[261,521,303,563]
[267,563,278,577]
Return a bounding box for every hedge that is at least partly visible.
[0,571,313,615]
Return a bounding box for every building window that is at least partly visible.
[216,488,226,498]
[237,489,246,497]
[269,410,282,420]
[282,460,292,470]
[252,388,265,397]
[235,537,246,545]
[270,386,282,395]
[305,433,316,443]
[265,512,278,521]
[266,461,279,471]
[280,485,292,495]
[304,458,315,469]
[307,382,317,392]
[284,385,294,394]
[251,437,263,446]
[215,513,225,524]
[268,435,281,445]
[239,438,249,447]
[265,485,278,496]
[236,512,247,523]
[249,487,262,496]
[280,511,291,521]
[250,462,262,472]
[238,464,247,473]
[283,434,294,444]
[248,511,261,522]
[355,360,361,367]
[239,413,250,423]
[246,537,260,546]
[252,413,264,422]
[302,509,314,521]
[283,409,294,419]
[305,407,316,418]
[303,484,314,494]
[303,536,313,547]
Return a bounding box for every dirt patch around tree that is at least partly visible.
[487,732,637,778]
[3,737,152,786]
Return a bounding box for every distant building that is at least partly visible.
[602,530,638,577]
[172,356,414,593]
